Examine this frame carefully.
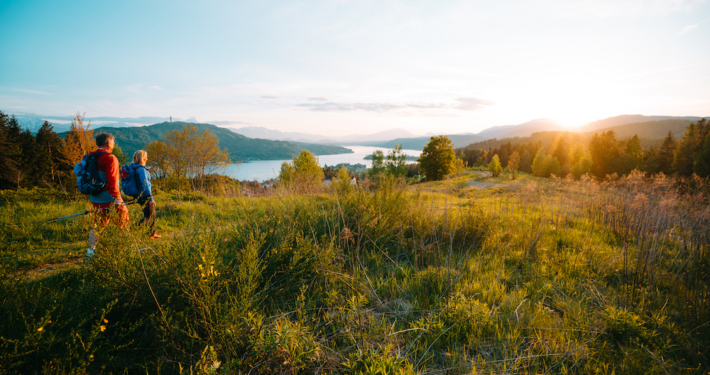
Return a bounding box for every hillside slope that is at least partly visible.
[60,122,353,162]
[583,119,694,139]
[579,115,703,132]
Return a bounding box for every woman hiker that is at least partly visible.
[131,150,161,239]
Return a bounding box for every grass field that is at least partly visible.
[1,171,708,374]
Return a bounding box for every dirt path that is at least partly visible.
[467,180,513,189]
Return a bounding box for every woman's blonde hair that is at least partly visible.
[133,150,148,164]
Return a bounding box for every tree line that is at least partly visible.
[0,111,97,191]
[0,110,232,195]
[456,118,710,180]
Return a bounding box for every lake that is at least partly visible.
[224,145,422,182]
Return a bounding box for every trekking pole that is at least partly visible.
[45,198,144,224]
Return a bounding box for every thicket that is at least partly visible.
[1,172,708,373]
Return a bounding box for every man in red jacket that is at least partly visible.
[85,133,129,261]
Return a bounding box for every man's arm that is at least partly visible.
[103,154,122,201]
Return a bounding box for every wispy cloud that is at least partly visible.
[0,86,51,95]
[455,97,495,111]
[533,0,708,18]
[678,24,698,35]
[308,97,328,101]
[297,102,404,112]
[210,120,250,125]
[297,98,493,113]
[261,95,279,99]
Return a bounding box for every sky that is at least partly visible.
[1,0,709,136]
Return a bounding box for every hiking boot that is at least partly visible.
[149,234,162,239]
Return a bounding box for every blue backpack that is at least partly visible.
[74,151,109,196]
[120,164,144,198]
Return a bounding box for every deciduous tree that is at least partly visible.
[531,147,546,177]
[279,149,324,193]
[419,136,456,181]
[386,144,407,176]
[369,150,385,176]
[488,154,503,177]
[63,113,96,164]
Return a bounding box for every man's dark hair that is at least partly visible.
[96,133,115,147]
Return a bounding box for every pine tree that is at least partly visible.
[625,135,643,169]
[520,150,533,173]
[673,123,698,177]
[658,131,677,175]
[0,111,19,189]
[693,130,710,178]
[35,121,72,189]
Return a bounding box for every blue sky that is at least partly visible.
[1,0,709,136]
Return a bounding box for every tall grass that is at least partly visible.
[0,172,708,373]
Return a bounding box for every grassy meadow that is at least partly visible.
[1,170,708,374]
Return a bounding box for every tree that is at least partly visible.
[531,147,546,177]
[147,124,230,195]
[551,137,569,166]
[385,144,407,176]
[542,156,561,177]
[14,128,39,189]
[658,131,677,175]
[145,140,169,179]
[35,121,72,189]
[0,111,19,189]
[673,123,698,177]
[333,165,353,194]
[488,154,503,177]
[112,144,128,165]
[279,149,324,193]
[694,130,710,178]
[63,112,96,164]
[519,150,533,173]
[572,154,592,179]
[419,136,456,181]
[507,151,520,179]
[369,150,385,176]
[625,135,643,169]
[589,131,622,178]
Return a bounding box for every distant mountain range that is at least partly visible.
[11,111,709,156]
[578,115,703,132]
[228,126,416,144]
[57,122,353,162]
[12,113,164,133]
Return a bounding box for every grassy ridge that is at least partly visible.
[1,172,708,373]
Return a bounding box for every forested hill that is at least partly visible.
[583,119,693,139]
[369,134,485,150]
[59,122,353,162]
[459,131,588,150]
